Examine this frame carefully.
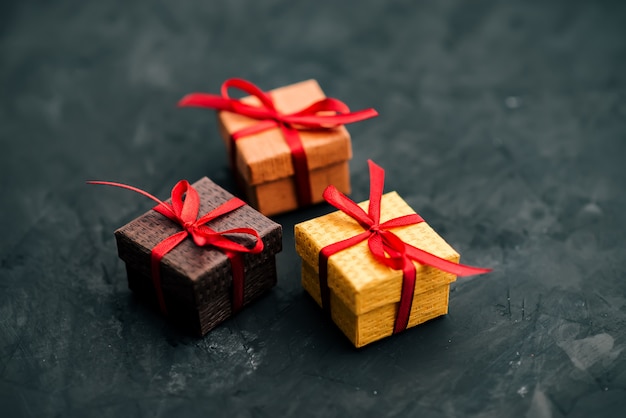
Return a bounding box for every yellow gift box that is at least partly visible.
[295,160,490,348]
[295,191,460,347]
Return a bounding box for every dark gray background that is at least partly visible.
[1,0,625,416]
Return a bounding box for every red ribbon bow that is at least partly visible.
[318,161,491,334]
[178,78,379,207]
[88,180,264,315]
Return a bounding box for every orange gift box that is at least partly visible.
[295,191,461,347]
[179,79,378,216]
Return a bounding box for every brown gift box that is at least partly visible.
[218,79,353,216]
[114,177,282,336]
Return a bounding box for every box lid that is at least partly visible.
[295,191,459,316]
[218,79,352,186]
[115,177,282,296]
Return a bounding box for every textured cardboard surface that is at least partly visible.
[239,160,351,216]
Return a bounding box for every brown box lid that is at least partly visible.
[114,177,282,308]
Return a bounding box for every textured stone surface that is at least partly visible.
[1,0,625,416]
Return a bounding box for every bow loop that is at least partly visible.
[290,97,351,118]
[379,214,423,229]
[367,160,385,222]
[221,78,276,110]
[323,185,374,230]
[170,180,200,225]
[193,225,263,254]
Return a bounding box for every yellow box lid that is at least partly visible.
[295,191,460,315]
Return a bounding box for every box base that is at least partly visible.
[241,160,351,216]
[125,258,277,336]
[302,262,451,347]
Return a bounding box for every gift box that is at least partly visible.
[294,161,489,347]
[100,177,282,336]
[179,78,378,216]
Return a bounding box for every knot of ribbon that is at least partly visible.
[318,160,491,334]
[88,180,263,315]
[178,78,378,207]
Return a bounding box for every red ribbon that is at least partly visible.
[318,160,491,334]
[88,180,264,315]
[178,78,378,207]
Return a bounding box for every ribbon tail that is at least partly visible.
[289,98,351,118]
[87,180,177,220]
[177,93,234,110]
[150,231,188,314]
[404,244,492,277]
[286,108,379,127]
